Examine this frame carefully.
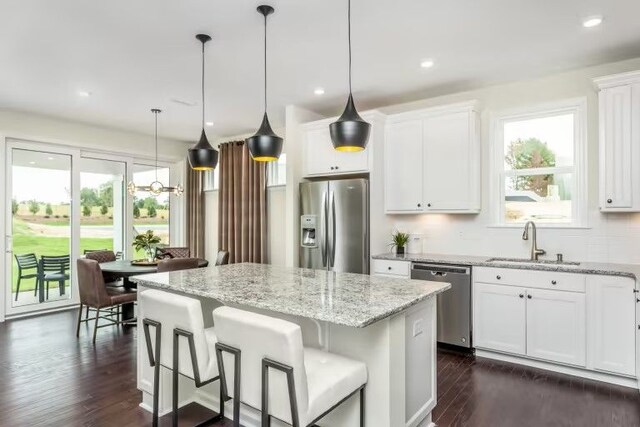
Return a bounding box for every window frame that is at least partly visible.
[490,97,588,228]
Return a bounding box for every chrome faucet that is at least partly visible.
[522,221,546,261]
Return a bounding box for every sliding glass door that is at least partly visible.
[5,142,79,312]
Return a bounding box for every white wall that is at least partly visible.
[373,56,640,264]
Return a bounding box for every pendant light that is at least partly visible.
[127,109,183,196]
[329,0,371,152]
[246,5,283,162]
[188,34,219,171]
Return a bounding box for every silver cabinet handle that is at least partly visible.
[527,294,532,299]
[330,191,336,268]
[496,275,501,280]
[551,280,557,285]
[519,294,524,298]
[320,192,327,267]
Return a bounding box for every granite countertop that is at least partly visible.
[130,263,450,328]
[373,252,640,280]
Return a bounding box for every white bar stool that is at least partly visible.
[141,289,225,427]
[213,306,367,427]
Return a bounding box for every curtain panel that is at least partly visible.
[217,141,267,263]
[186,165,205,258]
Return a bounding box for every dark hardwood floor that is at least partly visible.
[1,309,639,427]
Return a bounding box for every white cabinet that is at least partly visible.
[526,289,586,367]
[302,112,382,177]
[595,71,640,212]
[384,102,480,214]
[384,120,423,212]
[587,275,636,376]
[474,282,526,355]
[371,259,410,278]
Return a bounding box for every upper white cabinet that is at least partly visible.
[301,111,383,177]
[384,102,480,214]
[595,71,640,212]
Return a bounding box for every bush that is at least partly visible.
[44,215,50,219]
[28,200,40,215]
[100,204,108,215]
[45,203,53,216]
[133,206,140,219]
[12,199,19,215]
[148,205,157,218]
[54,215,60,219]
[62,214,69,219]
[82,205,91,217]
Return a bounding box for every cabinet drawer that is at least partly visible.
[474,267,585,293]
[372,259,410,277]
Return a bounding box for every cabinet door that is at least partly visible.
[587,275,636,376]
[526,289,586,367]
[384,120,424,212]
[334,146,370,174]
[473,282,526,355]
[423,111,475,211]
[304,127,336,176]
[600,85,633,209]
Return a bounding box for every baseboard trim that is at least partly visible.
[475,349,638,389]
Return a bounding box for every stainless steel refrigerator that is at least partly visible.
[299,178,369,274]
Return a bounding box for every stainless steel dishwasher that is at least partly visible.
[411,263,471,348]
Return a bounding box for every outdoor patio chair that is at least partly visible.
[40,255,70,300]
[14,253,39,301]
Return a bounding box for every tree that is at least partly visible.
[99,183,114,207]
[28,200,40,215]
[100,204,108,215]
[147,205,157,218]
[143,197,159,210]
[133,205,141,218]
[11,199,19,215]
[505,138,556,197]
[80,187,100,208]
[82,204,91,217]
[45,203,53,216]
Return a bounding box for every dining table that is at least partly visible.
[99,258,209,321]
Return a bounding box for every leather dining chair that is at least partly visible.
[215,250,230,266]
[85,250,121,284]
[155,247,190,259]
[76,259,137,343]
[157,258,200,273]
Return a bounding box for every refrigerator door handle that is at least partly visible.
[330,191,336,268]
[320,191,327,267]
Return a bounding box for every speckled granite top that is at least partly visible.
[373,253,640,280]
[130,263,450,328]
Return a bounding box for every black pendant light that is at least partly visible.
[246,5,283,162]
[330,0,371,152]
[188,34,219,171]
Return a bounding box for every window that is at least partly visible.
[203,153,286,190]
[493,99,586,226]
[132,164,170,245]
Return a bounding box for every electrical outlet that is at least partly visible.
[413,319,424,337]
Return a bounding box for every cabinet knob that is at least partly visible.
[388,266,392,270]
[427,203,432,207]
[417,203,421,208]
[496,275,501,280]
[330,167,334,170]
[335,166,339,170]
[607,199,612,204]
[527,294,532,299]
[551,280,557,285]
[519,294,524,298]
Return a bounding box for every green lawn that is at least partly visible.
[11,219,113,293]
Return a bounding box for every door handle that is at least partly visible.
[330,191,336,268]
[430,271,447,277]
[320,192,327,267]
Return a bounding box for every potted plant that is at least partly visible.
[133,230,161,262]
[389,230,410,256]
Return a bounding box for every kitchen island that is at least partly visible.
[131,263,450,427]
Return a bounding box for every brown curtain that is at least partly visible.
[218,141,267,263]
[186,165,205,258]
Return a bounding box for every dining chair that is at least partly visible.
[155,246,190,259]
[215,250,230,266]
[84,248,109,254]
[76,259,137,343]
[157,258,200,273]
[14,253,39,301]
[85,250,122,284]
[40,255,70,300]
[141,289,224,427]
[213,306,368,427]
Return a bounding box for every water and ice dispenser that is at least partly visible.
[300,215,318,248]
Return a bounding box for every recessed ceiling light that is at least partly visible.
[420,59,435,69]
[47,157,54,160]
[29,161,36,165]
[206,121,214,127]
[582,16,603,28]
[314,88,325,95]
[78,90,91,97]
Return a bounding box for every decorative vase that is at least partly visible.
[145,247,155,263]
[396,246,405,256]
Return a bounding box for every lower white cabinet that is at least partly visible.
[473,267,636,379]
[526,289,586,367]
[587,275,636,376]
[474,283,526,355]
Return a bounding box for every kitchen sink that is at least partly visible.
[486,257,581,267]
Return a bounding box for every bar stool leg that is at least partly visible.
[172,332,180,427]
[76,303,83,337]
[360,386,365,427]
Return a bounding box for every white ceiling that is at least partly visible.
[1,0,640,142]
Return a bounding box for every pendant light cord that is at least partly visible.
[154,111,158,182]
[264,12,268,113]
[348,0,352,95]
[201,40,206,129]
